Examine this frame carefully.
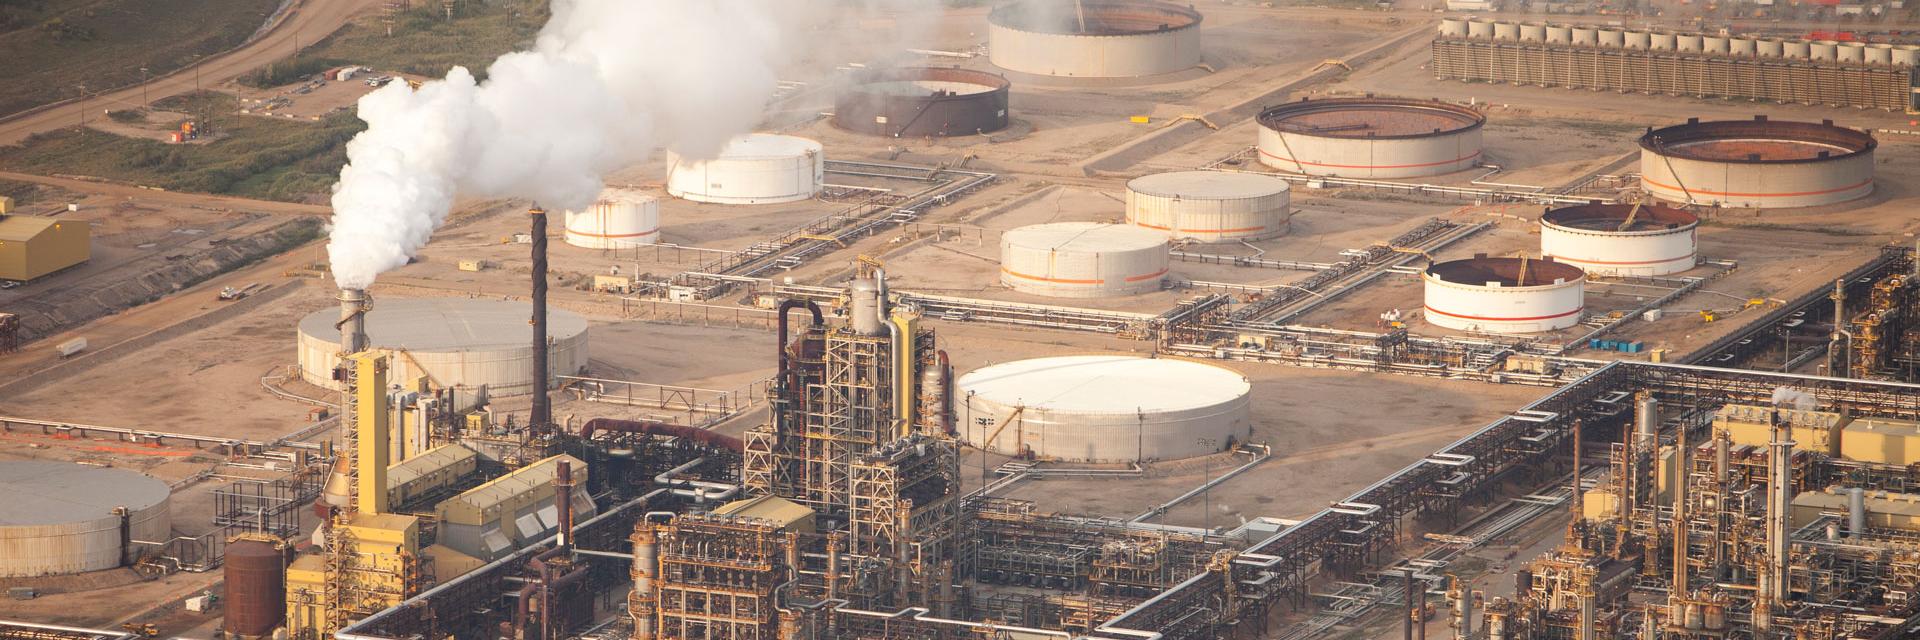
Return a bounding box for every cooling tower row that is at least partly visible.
[1438,19,1920,66]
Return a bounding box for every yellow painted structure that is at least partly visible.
[1580,488,1620,522]
[434,454,591,560]
[712,495,818,533]
[0,216,88,282]
[1839,417,1920,466]
[0,196,13,214]
[1713,404,1845,456]
[354,354,392,516]
[1791,487,1920,532]
[386,443,477,510]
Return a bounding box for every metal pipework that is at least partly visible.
[1671,418,1689,603]
[530,206,552,432]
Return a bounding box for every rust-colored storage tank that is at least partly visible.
[223,538,287,637]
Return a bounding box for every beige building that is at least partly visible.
[0,215,89,282]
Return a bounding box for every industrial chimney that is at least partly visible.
[338,288,370,354]
[530,206,552,433]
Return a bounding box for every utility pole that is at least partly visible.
[1198,437,1218,534]
[139,67,148,109]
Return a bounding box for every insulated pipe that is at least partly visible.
[776,299,826,380]
[1672,420,1689,601]
[1848,486,1866,537]
[530,206,552,432]
[876,268,912,440]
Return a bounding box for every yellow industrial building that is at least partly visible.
[0,215,89,282]
[1791,486,1920,531]
[1714,404,1920,465]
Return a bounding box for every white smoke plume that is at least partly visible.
[1770,387,1818,411]
[326,0,797,289]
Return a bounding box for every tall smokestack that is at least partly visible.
[530,206,551,433]
[339,288,369,354]
[554,459,575,550]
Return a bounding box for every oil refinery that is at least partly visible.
[6,1,1920,640]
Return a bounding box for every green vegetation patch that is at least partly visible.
[0,0,279,117]
[300,3,550,82]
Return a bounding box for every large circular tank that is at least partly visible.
[1639,117,1876,209]
[296,298,590,397]
[1423,256,1586,334]
[666,134,823,204]
[834,67,1010,137]
[958,355,1252,462]
[988,0,1203,78]
[224,538,287,637]
[564,189,659,249]
[1124,170,1291,242]
[1256,97,1485,179]
[0,461,171,577]
[1000,222,1170,298]
[1539,203,1700,277]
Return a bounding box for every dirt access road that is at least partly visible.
[0,0,390,145]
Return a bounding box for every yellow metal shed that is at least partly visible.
[0,216,89,282]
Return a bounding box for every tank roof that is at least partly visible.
[1425,256,1585,287]
[589,188,658,206]
[297,298,588,352]
[1128,171,1290,200]
[1003,222,1168,252]
[0,461,169,526]
[1258,97,1484,139]
[1541,202,1698,233]
[847,67,1009,97]
[989,0,1202,36]
[959,355,1250,414]
[701,133,823,161]
[1639,117,1875,164]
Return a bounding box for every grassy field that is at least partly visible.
[288,2,549,83]
[0,0,280,118]
[0,92,364,203]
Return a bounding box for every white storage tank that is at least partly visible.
[1784,40,1811,58]
[1124,171,1292,242]
[1424,255,1585,334]
[666,134,823,205]
[959,355,1252,462]
[297,298,590,397]
[564,189,660,249]
[1257,96,1485,179]
[0,462,171,577]
[1000,222,1170,298]
[987,0,1203,78]
[1539,202,1700,276]
[1639,116,1876,209]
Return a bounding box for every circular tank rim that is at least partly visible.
[1425,256,1586,288]
[958,355,1250,415]
[1638,118,1875,165]
[833,67,1011,137]
[1002,221,1171,252]
[1257,97,1485,140]
[0,461,170,526]
[1126,170,1291,201]
[988,0,1203,37]
[1539,203,1699,236]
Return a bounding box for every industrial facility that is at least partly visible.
[564,190,660,249]
[999,222,1171,298]
[987,0,1204,78]
[0,461,170,577]
[958,354,1252,462]
[0,214,88,283]
[1431,19,1920,111]
[1539,201,1699,277]
[1423,254,1587,333]
[1638,117,1877,209]
[1124,170,1292,242]
[295,297,590,399]
[666,134,824,204]
[1256,96,1486,178]
[833,67,1011,138]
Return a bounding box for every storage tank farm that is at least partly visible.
[999,222,1171,297]
[1422,255,1587,334]
[987,0,1203,78]
[1539,202,1699,277]
[564,189,659,249]
[1638,117,1876,209]
[0,461,171,577]
[666,133,824,204]
[1256,97,1486,179]
[296,298,589,398]
[834,67,1011,138]
[1124,171,1292,242]
[959,355,1252,462]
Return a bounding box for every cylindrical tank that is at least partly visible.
[1624,30,1650,49]
[834,67,1011,137]
[1811,40,1838,60]
[1730,37,1757,56]
[0,462,171,577]
[1685,602,1705,630]
[224,539,287,637]
[1704,36,1729,53]
[987,0,1204,78]
[1837,42,1865,62]
[1493,22,1519,40]
[1539,203,1699,276]
[1784,40,1811,58]
[667,134,823,205]
[1865,43,1894,64]
[1849,486,1868,535]
[1571,27,1597,45]
[1519,23,1546,41]
[297,299,591,396]
[564,190,659,249]
[1639,117,1877,209]
[1468,19,1495,39]
[1598,29,1625,47]
[1256,97,1486,179]
[1439,18,1468,37]
[1757,39,1784,57]
[1704,600,1728,630]
[849,279,884,336]
[1124,171,1292,242]
[1000,222,1170,298]
[959,355,1252,462]
[1677,34,1703,51]
[1650,31,1677,50]
[1545,24,1572,43]
[1422,256,1586,334]
[1894,45,1920,66]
